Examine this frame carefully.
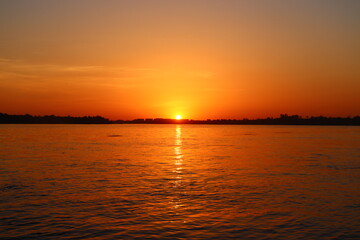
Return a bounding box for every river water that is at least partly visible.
[0,124,359,239]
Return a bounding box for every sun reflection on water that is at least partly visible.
[174,125,183,165]
[171,125,184,210]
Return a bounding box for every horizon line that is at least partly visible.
[1,112,360,122]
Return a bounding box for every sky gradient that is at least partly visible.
[1,0,359,120]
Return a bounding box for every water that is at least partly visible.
[0,124,359,239]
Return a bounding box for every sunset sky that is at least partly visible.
[0,0,359,120]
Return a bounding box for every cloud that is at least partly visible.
[0,58,154,90]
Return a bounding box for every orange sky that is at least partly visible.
[0,0,359,120]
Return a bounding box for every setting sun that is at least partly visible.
[175,115,182,120]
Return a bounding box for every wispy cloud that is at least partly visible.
[0,58,154,90]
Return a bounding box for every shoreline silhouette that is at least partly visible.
[1,113,359,125]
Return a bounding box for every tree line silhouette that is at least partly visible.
[0,113,110,124]
[1,113,359,125]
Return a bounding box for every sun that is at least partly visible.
[175,115,182,120]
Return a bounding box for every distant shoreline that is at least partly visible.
[1,113,359,126]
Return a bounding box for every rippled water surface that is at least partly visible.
[1,124,360,239]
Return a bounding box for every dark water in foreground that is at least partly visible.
[0,124,359,239]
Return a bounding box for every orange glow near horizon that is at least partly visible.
[175,115,182,120]
[0,1,359,120]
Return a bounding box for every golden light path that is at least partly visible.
[170,125,184,211]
